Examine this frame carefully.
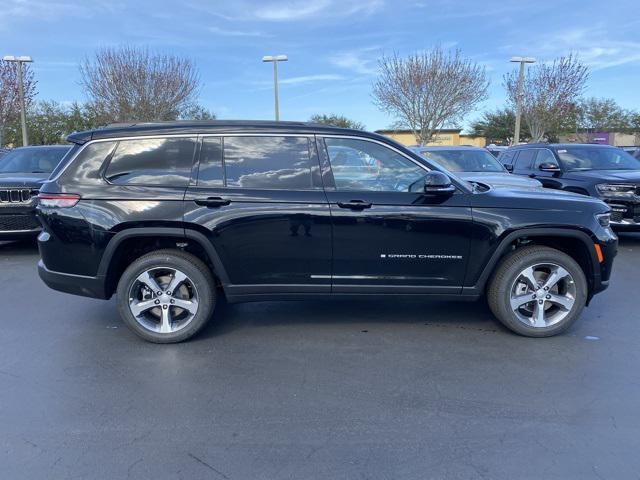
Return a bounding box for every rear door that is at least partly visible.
[319,136,473,294]
[183,134,332,296]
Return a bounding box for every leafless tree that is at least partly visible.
[372,47,489,145]
[79,46,201,123]
[504,54,589,142]
[0,60,37,146]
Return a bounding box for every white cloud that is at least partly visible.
[188,0,384,22]
[279,74,344,85]
[209,26,268,37]
[504,26,640,71]
[329,47,381,75]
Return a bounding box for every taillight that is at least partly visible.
[38,193,81,208]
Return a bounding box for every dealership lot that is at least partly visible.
[1,236,640,479]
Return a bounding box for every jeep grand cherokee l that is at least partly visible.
[36,121,617,343]
[499,143,640,229]
[0,145,71,240]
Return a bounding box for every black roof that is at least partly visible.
[66,120,372,144]
[413,145,485,151]
[509,143,616,149]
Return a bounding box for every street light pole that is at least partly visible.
[510,56,535,145]
[3,56,33,146]
[262,55,288,121]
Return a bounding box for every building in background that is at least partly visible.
[375,128,486,147]
[559,131,640,147]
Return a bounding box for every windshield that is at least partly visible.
[0,147,69,174]
[419,149,505,172]
[557,147,640,171]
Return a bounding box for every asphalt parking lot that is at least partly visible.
[1,236,640,480]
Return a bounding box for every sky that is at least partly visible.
[1,0,639,131]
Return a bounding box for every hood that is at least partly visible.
[0,172,49,188]
[477,183,608,213]
[563,169,640,183]
[457,171,542,188]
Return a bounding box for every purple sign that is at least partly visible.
[585,132,610,145]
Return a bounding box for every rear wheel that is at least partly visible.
[116,249,215,343]
[487,246,588,337]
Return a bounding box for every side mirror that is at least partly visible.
[538,162,561,172]
[422,171,456,195]
[503,163,514,172]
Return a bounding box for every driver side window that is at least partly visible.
[324,137,426,192]
[533,149,559,168]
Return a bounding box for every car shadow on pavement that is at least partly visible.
[197,295,502,341]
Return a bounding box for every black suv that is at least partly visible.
[0,145,71,240]
[36,121,617,343]
[500,143,640,229]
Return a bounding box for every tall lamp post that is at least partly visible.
[3,55,33,146]
[262,55,288,121]
[510,56,535,145]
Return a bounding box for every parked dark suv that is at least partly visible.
[499,143,640,229]
[37,121,617,343]
[0,145,71,240]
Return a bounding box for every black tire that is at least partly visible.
[487,246,588,337]
[116,249,216,343]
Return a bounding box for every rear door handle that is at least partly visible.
[194,197,231,208]
[337,200,372,210]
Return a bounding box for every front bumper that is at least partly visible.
[606,201,640,229]
[0,211,41,239]
[38,260,109,299]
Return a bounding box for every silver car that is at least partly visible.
[411,146,542,188]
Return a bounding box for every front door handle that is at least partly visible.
[337,200,372,210]
[194,197,231,208]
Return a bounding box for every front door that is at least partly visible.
[184,134,332,295]
[319,136,473,294]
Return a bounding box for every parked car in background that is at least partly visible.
[36,121,616,343]
[0,145,71,240]
[486,144,508,158]
[411,146,542,188]
[499,143,640,229]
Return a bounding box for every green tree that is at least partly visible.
[470,108,530,144]
[309,113,365,130]
[179,104,217,121]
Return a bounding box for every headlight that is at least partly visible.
[596,183,637,198]
[595,213,611,228]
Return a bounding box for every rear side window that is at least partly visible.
[197,137,224,186]
[514,150,536,169]
[61,141,116,182]
[105,137,196,186]
[223,136,313,189]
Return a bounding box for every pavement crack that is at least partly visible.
[188,453,230,479]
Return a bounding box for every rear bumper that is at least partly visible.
[37,260,109,299]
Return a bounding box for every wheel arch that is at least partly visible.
[98,227,230,298]
[467,228,600,300]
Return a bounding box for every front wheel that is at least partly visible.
[487,246,588,337]
[116,249,216,343]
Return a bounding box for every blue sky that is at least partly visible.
[1,0,639,131]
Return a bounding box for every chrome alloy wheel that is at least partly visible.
[509,263,576,329]
[128,267,199,334]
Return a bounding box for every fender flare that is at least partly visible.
[97,226,230,286]
[465,227,600,295]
